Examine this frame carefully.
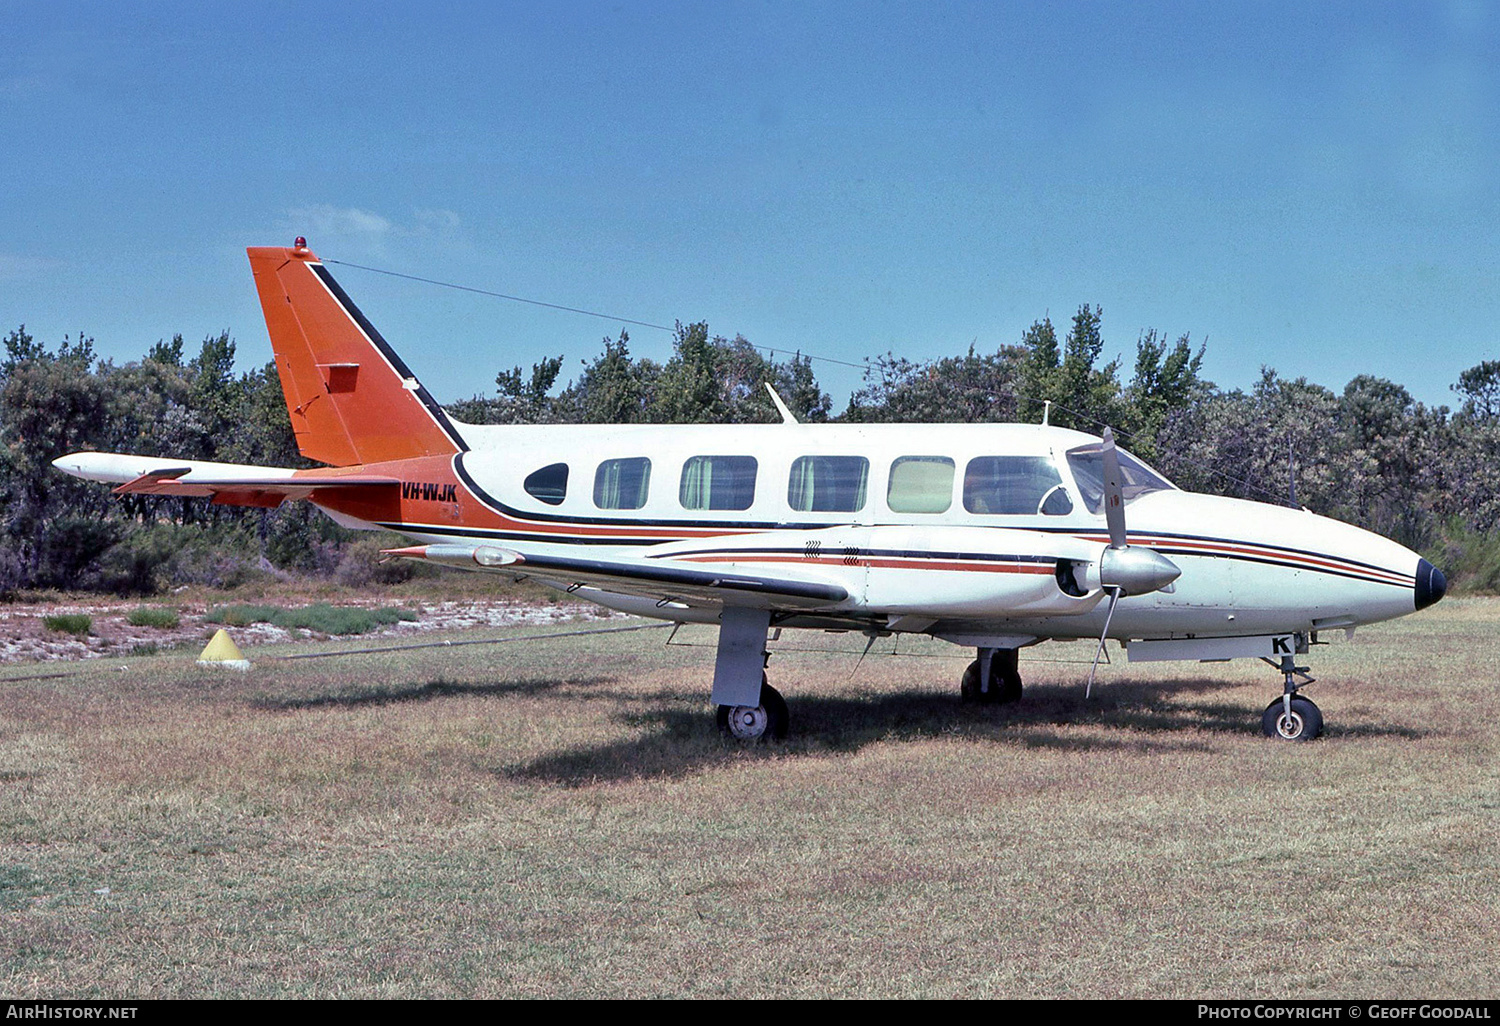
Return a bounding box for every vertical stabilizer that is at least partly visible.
[247,243,467,467]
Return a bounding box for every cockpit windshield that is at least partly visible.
[1065,442,1174,515]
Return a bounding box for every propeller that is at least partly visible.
[1086,428,1181,697]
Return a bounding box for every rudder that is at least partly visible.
[248,242,466,467]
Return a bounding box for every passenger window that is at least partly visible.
[680,455,758,511]
[788,456,869,513]
[523,463,568,506]
[594,457,652,510]
[963,456,1072,516]
[887,456,954,514]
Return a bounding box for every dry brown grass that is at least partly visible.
[0,600,1495,998]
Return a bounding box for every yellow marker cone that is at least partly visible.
[197,628,251,671]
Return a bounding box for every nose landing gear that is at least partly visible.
[1260,653,1323,741]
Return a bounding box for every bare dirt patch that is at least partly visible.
[0,596,624,664]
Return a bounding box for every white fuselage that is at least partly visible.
[367,419,1424,643]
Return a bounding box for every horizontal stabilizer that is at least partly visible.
[53,451,397,507]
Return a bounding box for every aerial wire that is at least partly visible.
[327,258,1296,508]
[325,258,868,370]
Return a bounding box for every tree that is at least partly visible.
[1119,329,1207,462]
[1453,360,1500,421]
[0,333,116,588]
[561,332,658,424]
[651,321,723,423]
[768,351,831,423]
[146,334,185,366]
[1014,316,1061,423]
[844,346,1021,423]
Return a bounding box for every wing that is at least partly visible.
[383,543,850,610]
[52,452,398,508]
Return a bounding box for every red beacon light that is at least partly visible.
[293,236,307,251]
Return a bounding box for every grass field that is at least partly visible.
[1,598,1496,998]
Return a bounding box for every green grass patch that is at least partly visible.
[41,613,92,636]
[126,606,180,629]
[204,602,418,636]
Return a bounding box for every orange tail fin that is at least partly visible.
[247,243,467,467]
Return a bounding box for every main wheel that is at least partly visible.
[960,660,981,702]
[994,649,1023,704]
[716,679,788,741]
[960,659,1023,705]
[995,672,1023,704]
[1261,695,1324,741]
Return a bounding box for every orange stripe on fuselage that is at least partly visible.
[305,454,758,541]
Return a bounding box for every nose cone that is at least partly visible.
[1414,558,1447,611]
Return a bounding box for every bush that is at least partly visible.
[43,614,92,636]
[333,534,442,587]
[126,606,180,629]
[204,603,417,636]
[95,523,269,595]
[1430,519,1500,595]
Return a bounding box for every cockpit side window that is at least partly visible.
[1064,443,1173,514]
[523,463,569,506]
[963,456,1072,516]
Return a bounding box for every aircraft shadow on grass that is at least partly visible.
[500,677,1426,786]
[251,674,615,711]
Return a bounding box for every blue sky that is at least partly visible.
[3,1,1497,413]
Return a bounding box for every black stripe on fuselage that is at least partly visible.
[309,263,469,453]
[657,545,1057,565]
[1035,525,1405,581]
[425,461,1414,588]
[374,519,1408,589]
[375,522,664,545]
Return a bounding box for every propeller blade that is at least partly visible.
[1085,586,1122,699]
[1101,426,1127,549]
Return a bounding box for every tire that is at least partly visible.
[996,673,1023,705]
[960,658,1022,705]
[1261,696,1324,741]
[716,679,788,741]
[960,660,983,703]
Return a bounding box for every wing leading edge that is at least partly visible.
[383,543,850,610]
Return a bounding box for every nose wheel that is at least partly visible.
[1262,695,1323,740]
[1260,653,1323,741]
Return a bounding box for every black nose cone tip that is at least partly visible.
[1415,558,1447,610]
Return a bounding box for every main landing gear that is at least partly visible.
[716,674,789,741]
[960,648,1023,705]
[712,607,788,742]
[1261,653,1323,741]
